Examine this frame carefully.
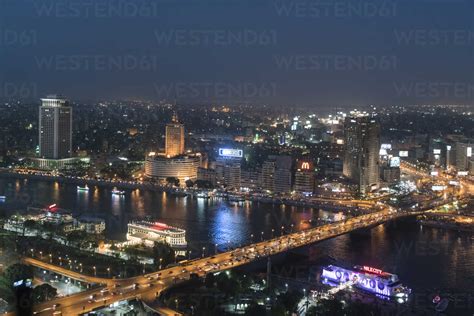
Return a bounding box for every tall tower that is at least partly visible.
[343,112,380,194]
[165,113,185,157]
[39,95,72,159]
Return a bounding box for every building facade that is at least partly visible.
[343,112,380,194]
[165,115,185,157]
[39,95,72,159]
[145,153,201,184]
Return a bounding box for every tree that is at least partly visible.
[4,264,33,286]
[312,298,345,316]
[276,290,303,314]
[32,284,57,303]
[166,177,180,187]
[152,242,175,267]
[245,301,266,316]
[204,273,215,289]
[23,220,36,236]
[65,230,87,246]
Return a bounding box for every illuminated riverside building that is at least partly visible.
[145,153,201,184]
[39,95,72,159]
[33,95,83,169]
[145,115,201,184]
[294,160,315,195]
[261,155,292,193]
[126,221,187,248]
[165,114,185,157]
[343,111,380,194]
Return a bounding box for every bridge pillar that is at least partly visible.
[266,257,271,291]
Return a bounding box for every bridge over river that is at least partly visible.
[23,201,459,316]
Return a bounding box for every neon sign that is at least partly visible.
[48,204,57,209]
[362,266,383,275]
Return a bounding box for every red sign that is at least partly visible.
[362,266,383,275]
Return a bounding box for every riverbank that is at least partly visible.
[0,170,366,211]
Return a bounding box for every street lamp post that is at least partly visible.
[271,228,274,238]
[159,258,163,270]
[261,231,264,241]
[215,243,218,255]
[93,266,96,276]
[202,247,206,258]
[107,267,111,277]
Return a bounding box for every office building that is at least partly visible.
[343,112,380,194]
[294,160,315,194]
[39,95,72,159]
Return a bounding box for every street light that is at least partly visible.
[159,258,163,270]
[261,231,264,241]
[202,247,206,258]
[215,244,218,255]
[30,249,34,257]
[281,226,284,236]
[49,253,52,263]
[107,267,111,277]
[93,266,96,276]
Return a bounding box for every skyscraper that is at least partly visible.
[39,95,72,159]
[343,112,380,194]
[165,114,185,158]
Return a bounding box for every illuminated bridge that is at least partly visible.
[23,203,445,316]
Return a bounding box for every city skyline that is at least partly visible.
[0,0,473,315]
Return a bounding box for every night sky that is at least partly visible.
[0,0,473,106]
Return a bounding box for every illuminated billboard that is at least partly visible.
[389,157,400,167]
[219,148,243,158]
[399,151,409,157]
[433,149,441,154]
[381,144,392,150]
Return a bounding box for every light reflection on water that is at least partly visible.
[1,179,473,293]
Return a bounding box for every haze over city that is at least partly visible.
[0,0,473,316]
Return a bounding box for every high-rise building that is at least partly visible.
[455,141,472,171]
[165,114,185,158]
[261,160,276,192]
[294,160,315,195]
[343,112,380,194]
[39,95,72,159]
[261,155,292,193]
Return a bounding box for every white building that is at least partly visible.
[126,221,187,248]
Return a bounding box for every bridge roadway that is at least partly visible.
[27,205,430,316]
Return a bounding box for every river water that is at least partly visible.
[1,178,473,311]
